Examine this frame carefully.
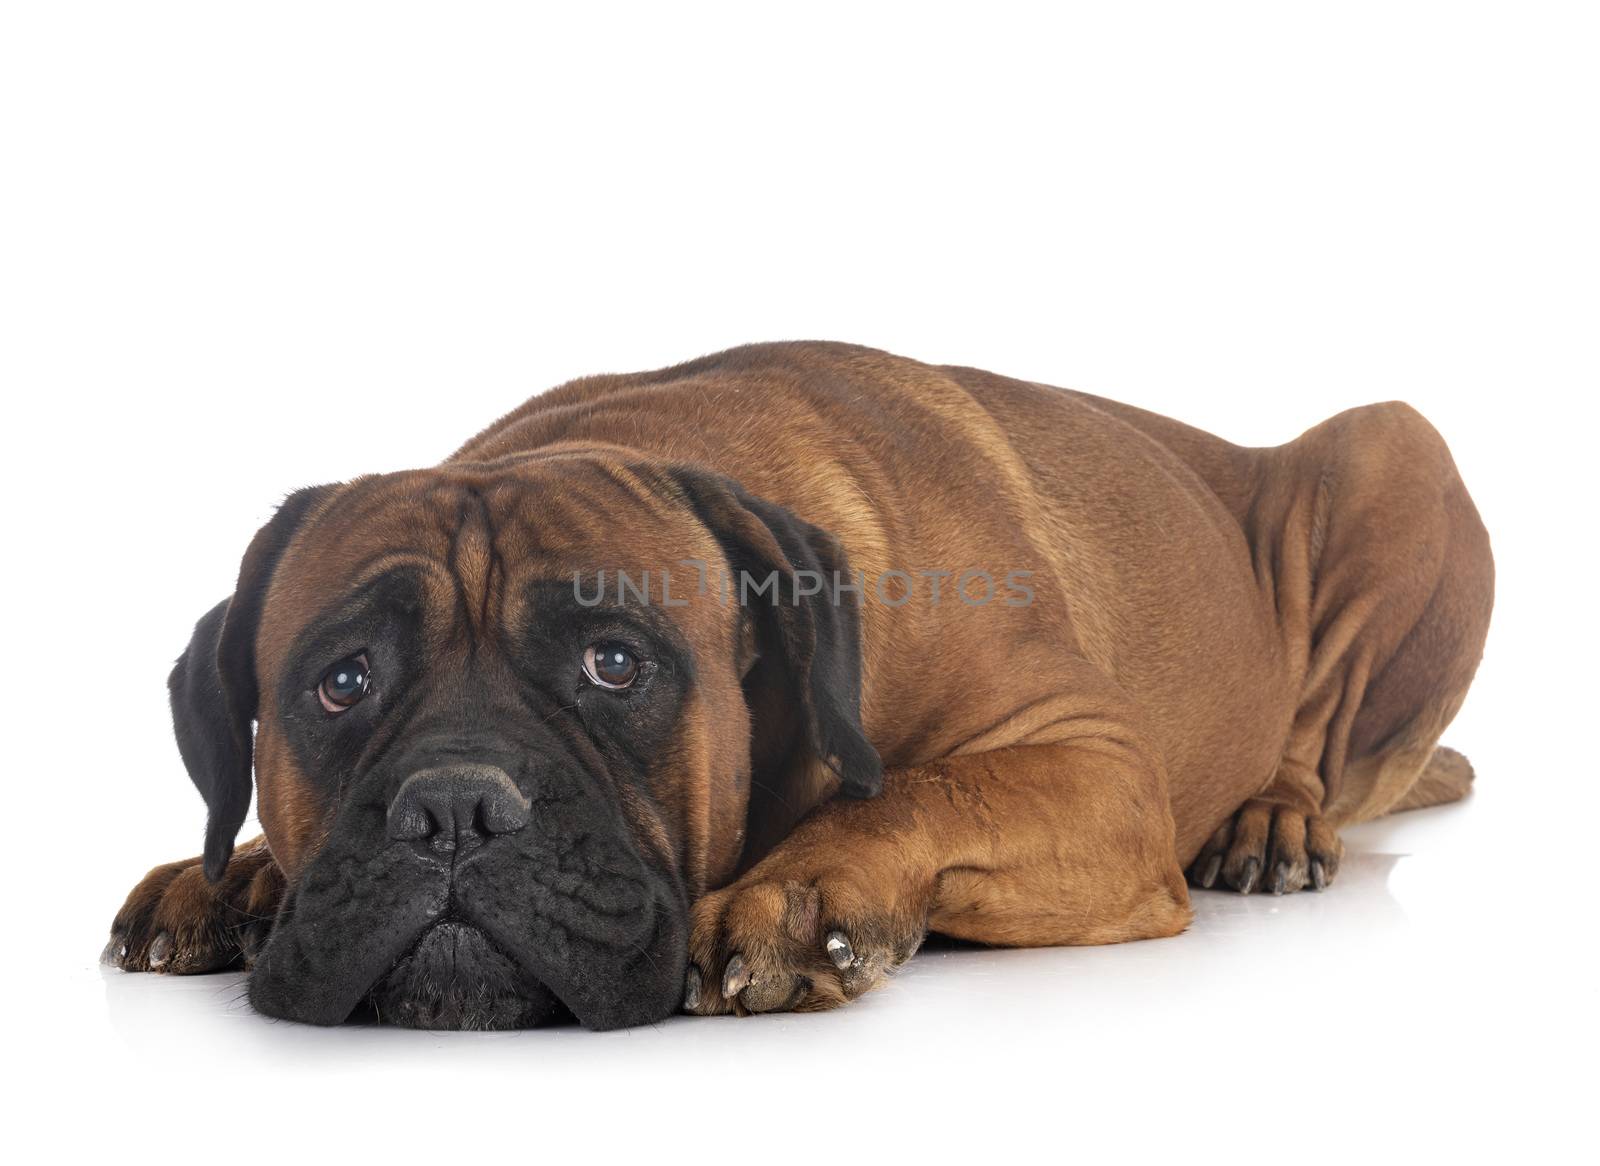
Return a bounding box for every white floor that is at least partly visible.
[20,774,1590,1162]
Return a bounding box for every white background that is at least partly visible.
[3,3,1596,1161]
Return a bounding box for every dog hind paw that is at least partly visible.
[1188,801,1343,894]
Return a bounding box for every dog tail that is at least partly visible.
[1387,745,1475,814]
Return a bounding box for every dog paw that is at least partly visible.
[1188,801,1343,895]
[103,839,283,974]
[682,873,926,1016]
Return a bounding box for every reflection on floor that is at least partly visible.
[71,789,1586,1156]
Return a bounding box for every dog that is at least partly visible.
[104,341,1493,1029]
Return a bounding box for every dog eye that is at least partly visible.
[583,643,639,689]
[318,654,371,712]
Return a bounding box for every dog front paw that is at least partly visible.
[103,838,283,974]
[683,871,926,1016]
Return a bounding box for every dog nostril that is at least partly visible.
[389,803,436,843]
[387,765,532,849]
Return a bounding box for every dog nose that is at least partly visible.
[387,765,532,854]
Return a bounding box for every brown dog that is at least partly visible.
[104,341,1493,1028]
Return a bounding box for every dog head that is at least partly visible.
[167,454,880,1029]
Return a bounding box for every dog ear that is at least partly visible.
[666,468,883,801]
[169,485,336,881]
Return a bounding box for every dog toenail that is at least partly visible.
[825,931,854,969]
[721,955,750,998]
[1237,857,1261,895]
[148,932,173,968]
[683,966,702,1011]
[1271,862,1289,895]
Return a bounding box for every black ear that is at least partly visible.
[169,485,335,881]
[667,469,882,801]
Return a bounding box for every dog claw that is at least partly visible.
[683,966,702,1011]
[721,955,750,999]
[1237,857,1261,895]
[101,935,128,966]
[1311,859,1328,891]
[147,932,173,968]
[825,931,854,969]
[1270,862,1289,895]
[1198,855,1222,888]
